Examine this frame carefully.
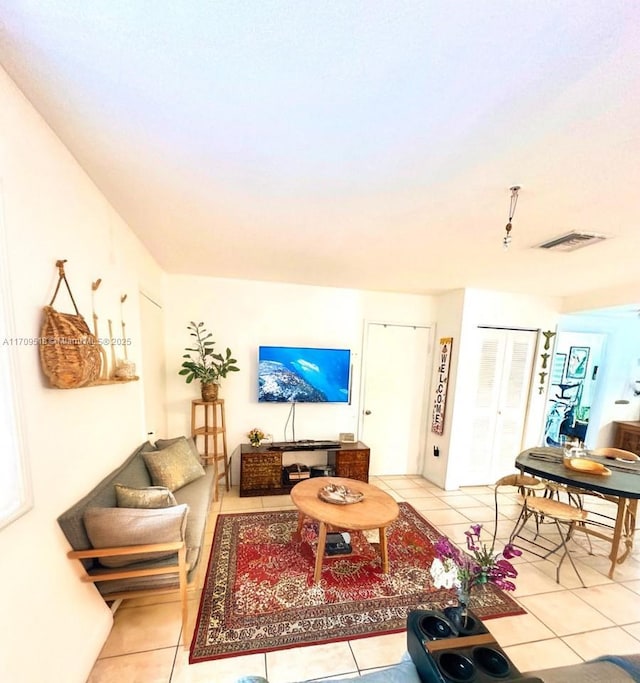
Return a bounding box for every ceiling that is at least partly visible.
[1,2,639,299]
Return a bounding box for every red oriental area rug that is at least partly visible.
[189,502,525,663]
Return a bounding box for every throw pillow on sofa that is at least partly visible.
[142,438,205,492]
[114,483,177,509]
[83,503,189,568]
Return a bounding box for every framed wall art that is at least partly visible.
[567,346,590,380]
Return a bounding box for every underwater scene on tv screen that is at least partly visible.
[258,346,351,402]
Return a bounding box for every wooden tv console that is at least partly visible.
[239,441,370,497]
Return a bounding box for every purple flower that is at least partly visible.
[431,523,519,594]
[502,543,522,559]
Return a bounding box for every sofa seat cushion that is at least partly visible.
[84,503,189,568]
[143,437,205,491]
[114,484,177,508]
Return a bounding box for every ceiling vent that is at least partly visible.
[536,231,608,252]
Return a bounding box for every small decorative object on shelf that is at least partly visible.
[247,427,265,448]
[179,321,239,401]
[430,523,520,630]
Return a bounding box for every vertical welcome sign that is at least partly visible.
[431,337,453,435]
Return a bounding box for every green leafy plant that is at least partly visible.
[179,321,239,385]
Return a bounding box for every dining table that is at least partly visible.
[515,446,640,578]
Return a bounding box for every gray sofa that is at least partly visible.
[236,652,640,682]
[58,436,215,642]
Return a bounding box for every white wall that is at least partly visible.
[0,67,164,683]
[556,312,640,446]
[163,276,435,484]
[422,289,465,488]
[432,289,562,489]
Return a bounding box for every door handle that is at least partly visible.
[364,410,372,415]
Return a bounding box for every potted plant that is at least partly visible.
[179,321,239,400]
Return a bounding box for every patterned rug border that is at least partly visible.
[189,502,525,664]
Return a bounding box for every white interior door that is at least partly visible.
[467,328,537,483]
[360,323,433,475]
[139,291,167,440]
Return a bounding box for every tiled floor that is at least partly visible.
[88,475,640,682]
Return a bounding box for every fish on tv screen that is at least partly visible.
[258,346,351,403]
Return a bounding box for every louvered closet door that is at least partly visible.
[468,328,536,484]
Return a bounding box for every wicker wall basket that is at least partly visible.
[39,261,102,389]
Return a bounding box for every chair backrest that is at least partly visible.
[591,447,639,462]
[495,473,543,489]
[492,472,545,541]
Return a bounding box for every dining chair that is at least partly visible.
[500,477,587,587]
[591,447,639,461]
[563,447,638,543]
[493,473,547,544]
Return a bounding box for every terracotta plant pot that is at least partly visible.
[201,382,219,401]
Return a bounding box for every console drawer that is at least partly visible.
[241,452,282,491]
[328,448,370,483]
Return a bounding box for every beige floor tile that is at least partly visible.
[511,562,568,597]
[485,612,554,647]
[99,603,183,658]
[171,648,266,683]
[348,631,407,670]
[573,583,640,625]
[624,579,640,595]
[380,478,424,489]
[518,589,615,636]
[562,626,640,659]
[388,485,434,499]
[260,494,294,507]
[415,508,470,526]
[469,492,503,507]
[220,496,265,511]
[436,523,481,543]
[457,505,498,522]
[429,488,474,498]
[502,638,583,673]
[529,557,612,589]
[608,555,640,581]
[623,622,640,640]
[266,641,358,683]
[493,503,524,519]
[88,647,176,683]
[460,486,494,495]
[438,495,485,508]
[407,497,451,511]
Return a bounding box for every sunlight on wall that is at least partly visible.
[0,189,32,529]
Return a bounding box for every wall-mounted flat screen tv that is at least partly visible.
[258,346,351,403]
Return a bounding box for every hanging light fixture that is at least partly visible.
[503,185,521,249]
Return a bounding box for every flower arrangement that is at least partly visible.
[247,428,266,447]
[430,523,521,611]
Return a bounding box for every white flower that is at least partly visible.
[430,557,461,590]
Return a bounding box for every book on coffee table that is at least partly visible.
[325,532,352,556]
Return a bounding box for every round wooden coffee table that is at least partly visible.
[290,476,400,583]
